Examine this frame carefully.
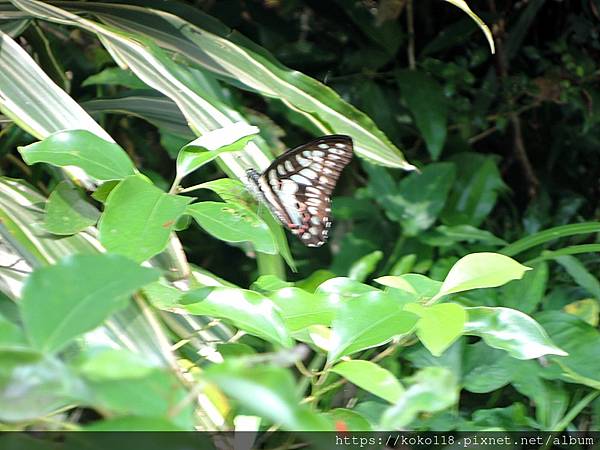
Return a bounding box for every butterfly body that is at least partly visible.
[246,135,353,247]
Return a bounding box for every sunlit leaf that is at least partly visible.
[19,130,136,181]
[98,175,192,262]
[330,360,404,403]
[465,307,567,359]
[405,303,466,357]
[44,181,100,235]
[20,254,160,353]
[433,253,531,301]
[179,287,292,347]
[186,201,276,254]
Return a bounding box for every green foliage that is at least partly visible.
[0,0,599,438]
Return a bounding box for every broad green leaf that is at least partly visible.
[179,287,292,347]
[348,250,383,282]
[205,361,332,430]
[433,253,531,301]
[251,275,293,293]
[537,311,600,389]
[18,130,136,181]
[91,180,119,203]
[510,360,568,429]
[142,279,184,309]
[500,262,548,314]
[186,178,250,204]
[0,349,84,422]
[175,122,259,182]
[463,342,516,393]
[98,175,192,262]
[325,409,372,431]
[327,288,418,363]
[83,416,185,431]
[405,303,466,356]
[390,163,455,235]
[296,270,336,293]
[82,67,149,89]
[44,181,100,235]
[73,348,157,381]
[555,255,600,299]
[84,369,194,429]
[465,307,567,359]
[0,313,27,349]
[20,254,160,353]
[186,201,276,254]
[375,274,442,301]
[442,154,506,227]
[269,288,337,332]
[330,360,404,403]
[563,299,599,326]
[397,71,448,160]
[471,403,537,430]
[380,367,459,429]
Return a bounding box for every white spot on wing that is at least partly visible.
[280,180,298,194]
[310,216,320,225]
[291,174,311,185]
[335,143,346,148]
[313,150,325,157]
[300,168,317,179]
[277,164,286,175]
[302,232,311,240]
[318,144,328,149]
[309,226,319,235]
[308,206,318,214]
[284,160,294,172]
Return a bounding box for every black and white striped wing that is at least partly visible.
[257,135,353,247]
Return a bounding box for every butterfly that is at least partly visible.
[246,135,353,247]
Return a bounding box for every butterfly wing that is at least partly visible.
[257,135,353,247]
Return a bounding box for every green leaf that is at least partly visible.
[555,255,600,299]
[186,201,276,254]
[142,280,184,309]
[324,279,418,363]
[348,250,383,282]
[537,311,600,389]
[98,175,192,262]
[500,262,548,313]
[0,313,27,349]
[419,224,507,247]
[179,287,292,347]
[0,349,83,422]
[91,180,119,203]
[44,181,100,235]
[18,130,136,181]
[84,369,194,429]
[563,299,599,326]
[463,342,516,393]
[82,67,148,89]
[175,122,258,181]
[73,348,157,381]
[205,361,332,430]
[380,367,459,429]
[405,303,466,356]
[83,416,185,431]
[330,360,404,403]
[501,222,600,257]
[325,409,372,431]
[442,154,506,227]
[20,254,160,353]
[374,274,442,301]
[251,275,293,293]
[433,252,531,301]
[510,361,568,429]
[269,288,337,332]
[465,307,567,359]
[397,71,448,160]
